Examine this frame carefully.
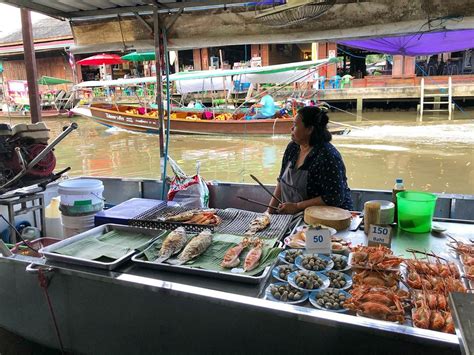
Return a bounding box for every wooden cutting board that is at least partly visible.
[304,206,352,231]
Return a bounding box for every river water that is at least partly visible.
[4,110,474,195]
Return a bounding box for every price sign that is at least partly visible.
[368,224,392,247]
[305,226,331,254]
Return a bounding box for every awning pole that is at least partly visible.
[161,27,171,201]
[153,9,166,198]
[20,8,41,123]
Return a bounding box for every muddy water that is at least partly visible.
[3,110,474,195]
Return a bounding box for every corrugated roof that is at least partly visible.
[0,1,247,19]
[0,18,72,44]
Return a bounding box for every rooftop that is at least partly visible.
[0,17,72,45]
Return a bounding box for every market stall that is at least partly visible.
[1,193,472,354]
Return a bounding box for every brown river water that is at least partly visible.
[3,110,474,195]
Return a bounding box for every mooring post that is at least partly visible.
[20,8,42,123]
[356,97,363,121]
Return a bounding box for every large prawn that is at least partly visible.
[221,238,249,268]
[243,238,264,272]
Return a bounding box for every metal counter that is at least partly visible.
[0,220,471,354]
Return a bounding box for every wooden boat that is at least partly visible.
[71,59,351,135]
[0,109,72,119]
[73,103,347,135]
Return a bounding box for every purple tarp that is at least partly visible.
[338,29,474,56]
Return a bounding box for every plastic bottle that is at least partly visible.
[392,178,406,224]
[44,197,64,239]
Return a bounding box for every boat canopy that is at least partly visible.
[339,29,474,56]
[73,58,331,89]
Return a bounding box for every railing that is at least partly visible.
[44,177,474,222]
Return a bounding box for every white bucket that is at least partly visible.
[61,213,96,238]
[58,179,104,215]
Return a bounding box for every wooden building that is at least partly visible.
[0,18,75,92]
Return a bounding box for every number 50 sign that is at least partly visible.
[305,227,331,254]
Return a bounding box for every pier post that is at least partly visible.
[356,98,363,121]
[20,9,41,123]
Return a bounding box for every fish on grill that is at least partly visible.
[175,230,213,265]
[184,211,222,225]
[154,227,187,263]
[164,209,219,224]
[244,212,271,236]
[164,210,198,222]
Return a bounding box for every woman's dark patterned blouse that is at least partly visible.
[279,142,353,210]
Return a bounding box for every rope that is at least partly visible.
[38,269,65,354]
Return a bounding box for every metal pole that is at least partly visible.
[161,28,171,201]
[20,8,41,123]
[153,9,165,193]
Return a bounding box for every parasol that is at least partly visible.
[38,76,72,85]
[121,52,155,61]
[76,53,124,66]
[338,29,474,56]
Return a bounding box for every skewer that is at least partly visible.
[237,196,278,210]
[250,174,282,205]
[405,248,448,262]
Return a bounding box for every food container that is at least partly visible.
[363,201,381,235]
[11,237,61,257]
[397,191,437,233]
[365,200,395,225]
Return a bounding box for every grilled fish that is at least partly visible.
[155,227,187,263]
[165,210,198,222]
[176,230,212,265]
[244,212,271,236]
[164,209,217,222]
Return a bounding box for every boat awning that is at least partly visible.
[73,58,330,89]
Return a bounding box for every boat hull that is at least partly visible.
[79,104,346,136]
[0,110,69,119]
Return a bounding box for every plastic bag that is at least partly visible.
[167,157,209,208]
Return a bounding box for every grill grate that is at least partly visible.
[130,206,238,233]
[216,208,294,241]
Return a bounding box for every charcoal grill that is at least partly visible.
[216,208,295,241]
[129,206,238,233]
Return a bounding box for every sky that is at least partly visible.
[0,4,47,37]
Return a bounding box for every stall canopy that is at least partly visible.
[38,76,72,85]
[77,53,124,66]
[121,52,156,61]
[338,29,474,56]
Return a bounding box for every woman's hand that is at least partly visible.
[277,202,300,215]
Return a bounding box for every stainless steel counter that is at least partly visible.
[0,220,472,354]
[450,292,474,355]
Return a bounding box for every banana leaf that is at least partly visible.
[143,233,282,276]
[54,230,157,260]
[98,230,154,250]
[53,237,131,260]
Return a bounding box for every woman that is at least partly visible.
[267,106,353,214]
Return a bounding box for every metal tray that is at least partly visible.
[131,240,282,285]
[40,224,166,270]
